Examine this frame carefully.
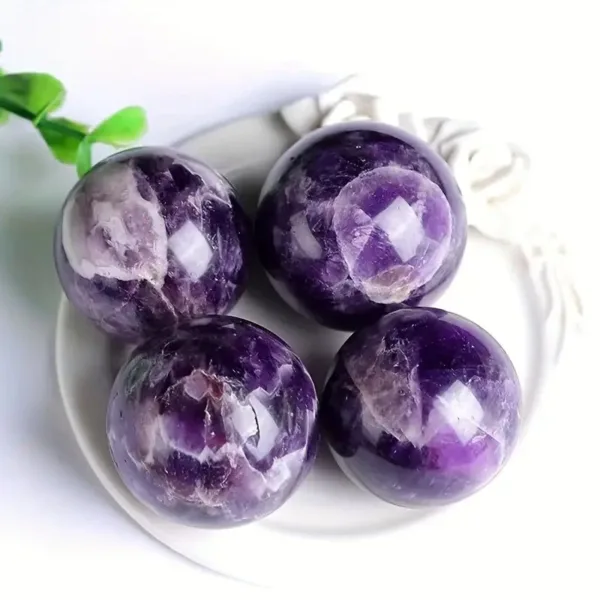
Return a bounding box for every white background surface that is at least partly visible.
[0,1,596,598]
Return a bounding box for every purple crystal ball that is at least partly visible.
[107,315,319,528]
[321,308,521,507]
[55,147,250,342]
[255,122,467,330]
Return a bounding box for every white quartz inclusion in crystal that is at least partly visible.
[245,388,280,461]
[290,212,322,259]
[62,163,168,284]
[264,449,304,491]
[168,221,214,280]
[374,196,424,262]
[229,401,259,442]
[434,381,484,443]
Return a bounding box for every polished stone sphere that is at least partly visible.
[107,315,319,528]
[55,147,250,342]
[255,122,467,330]
[321,308,521,507]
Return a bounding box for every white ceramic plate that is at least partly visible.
[56,113,544,587]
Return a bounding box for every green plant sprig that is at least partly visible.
[0,42,147,177]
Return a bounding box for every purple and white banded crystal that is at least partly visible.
[255,122,467,330]
[55,147,250,342]
[107,315,319,527]
[321,308,521,507]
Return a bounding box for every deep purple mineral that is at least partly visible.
[55,147,250,342]
[107,315,319,527]
[321,308,521,507]
[255,122,467,330]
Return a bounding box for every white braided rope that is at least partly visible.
[280,75,582,361]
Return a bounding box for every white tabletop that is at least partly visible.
[1,2,596,598]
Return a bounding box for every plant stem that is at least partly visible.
[0,97,86,140]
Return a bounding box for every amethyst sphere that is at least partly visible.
[107,315,319,527]
[55,147,250,342]
[255,122,467,330]
[321,308,521,507]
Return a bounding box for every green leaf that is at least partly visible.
[0,68,7,124]
[0,73,65,121]
[76,137,93,178]
[89,106,147,146]
[38,117,88,164]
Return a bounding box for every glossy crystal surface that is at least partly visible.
[321,308,521,506]
[255,122,467,330]
[55,147,250,342]
[107,315,319,528]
